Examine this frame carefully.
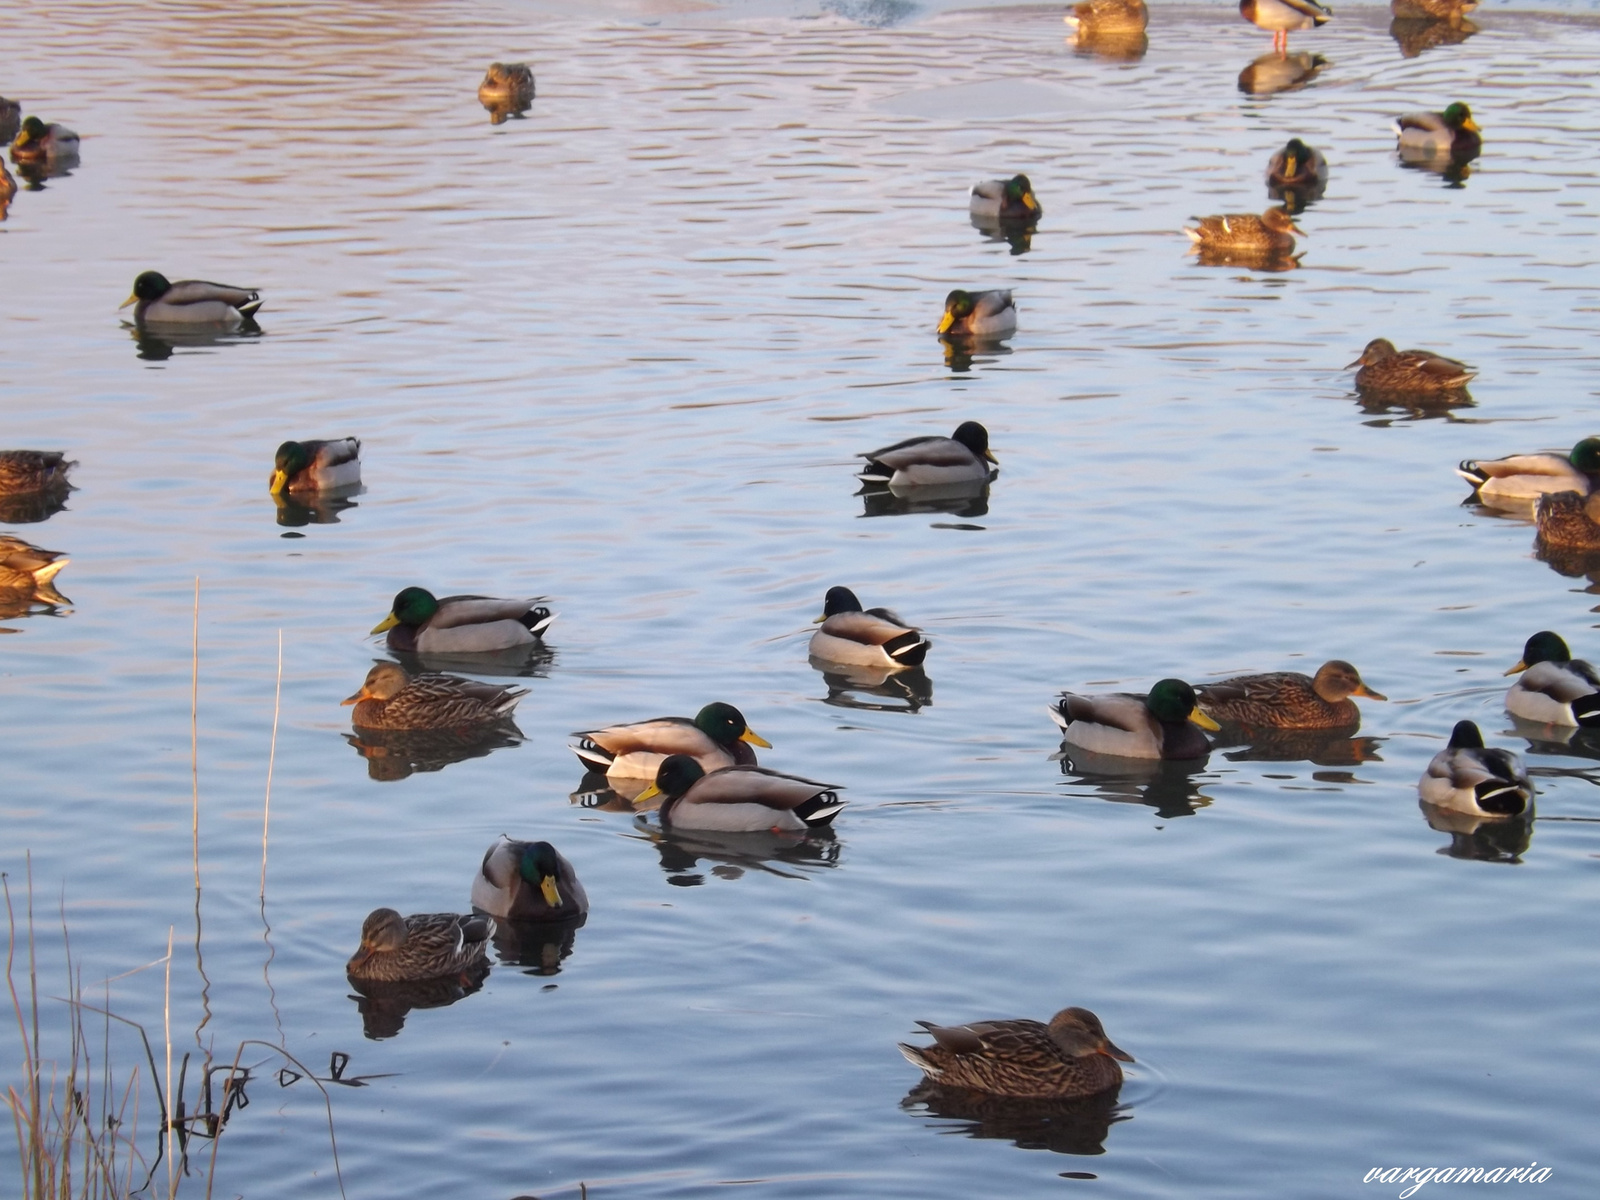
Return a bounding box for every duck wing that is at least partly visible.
[573,716,713,757]
[683,764,841,811]
[163,280,261,310]
[1520,660,1600,704]
[920,1018,1052,1058]
[972,290,1014,320]
[307,437,362,467]
[821,610,915,645]
[1458,452,1575,482]
[1394,112,1447,135]
[862,436,979,472]
[430,595,552,629]
[1050,691,1152,734]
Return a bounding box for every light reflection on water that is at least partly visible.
[4,0,1600,1195]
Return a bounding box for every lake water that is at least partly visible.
[4,0,1600,1196]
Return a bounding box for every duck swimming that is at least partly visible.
[899,1006,1133,1099]
[471,837,587,923]
[1418,720,1532,817]
[1063,0,1148,37]
[0,535,70,607]
[1394,102,1481,159]
[1347,339,1474,394]
[1535,490,1600,553]
[1050,679,1220,761]
[341,662,527,731]
[1197,661,1386,731]
[858,422,997,490]
[809,586,930,670]
[1184,208,1301,257]
[634,755,845,833]
[1503,631,1600,728]
[372,586,555,654]
[10,116,78,164]
[1266,138,1327,190]
[968,176,1041,223]
[120,271,261,328]
[270,438,361,495]
[570,701,769,781]
[1457,437,1600,505]
[478,62,535,106]
[0,450,74,497]
[937,290,1017,338]
[346,908,494,983]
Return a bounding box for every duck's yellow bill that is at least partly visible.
[1023,192,1039,213]
[1284,155,1298,179]
[983,449,998,464]
[1354,684,1388,701]
[118,292,138,310]
[1189,708,1221,732]
[937,311,955,334]
[741,728,773,749]
[1463,118,1481,133]
[540,877,562,908]
[371,612,400,635]
[813,613,826,624]
[269,469,289,495]
[340,687,370,706]
[634,782,662,805]
[1504,659,1528,676]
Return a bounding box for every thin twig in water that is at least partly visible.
[193,577,213,1049]
[262,628,282,898]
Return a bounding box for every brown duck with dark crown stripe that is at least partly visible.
[341,662,526,731]
[0,451,75,497]
[346,909,493,982]
[1535,490,1600,554]
[1196,661,1386,731]
[898,1006,1133,1099]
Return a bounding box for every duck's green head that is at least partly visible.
[1448,719,1484,749]
[635,753,706,806]
[1507,630,1570,675]
[1443,102,1479,134]
[271,440,311,495]
[15,116,46,147]
[1005,174,1040,214]
[694,701,770,749]
[372,586,439,634]
[120,270,172,310]
[517,841,564,907]
[938,290,978,334]
[1281,138,1312,178]
[952,420,998,465]
[819,586,863,621]
[342,662,408,706]
[1568,438,1600,474]
[1146,678,1220,730]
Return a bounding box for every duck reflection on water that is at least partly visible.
[1419,801,1534,864]
[0,535,72,621]
[488,915,585,976]
[1355,389,1475,426]
[940,334,1013,374]
[627,817,841,887]
[127,321,261,362]
[1054,747,1213,819]
[344,723,524,781]
[812,658,933,713]
[347,964,491,1040]
[1238,52,1326,97]
[969,212,1036,256]
[1216,729,1383,767]
[858,479,990,520]
[1390,16,1477,59]
[901,1081,1128,1156]
[273,486,361,527]
[387,640,556,680]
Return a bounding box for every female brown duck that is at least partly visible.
[1197,661,1386,730]
[899,1006,1133,1099]
[346,909,493,982]
[1347,339,1474,394]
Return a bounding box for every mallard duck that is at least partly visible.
[0,98,19,143]
[471,836,588,922]
[1418,720,1532,817]
[809,586,930,670]
[1392,0,1476,21]
[270,438,360,495]
[570,701,769,780]
[1535,490,1600,553]
[1394,103,1480,158]
[937,290,1017,338]
[898,1006,1132,1100]
[1266,139,1327,190]
[858,422,997,489]
[1240,0,1331,53]
[120,271,261,328]
[341,663,526,730]
[1456,438,1600,504]
[1347,339,1474,394]
[478,62,535,106]
[968,176,1041,223]
[635,756,846,833]
[0,535,70,604]
[1503,631,1600,727]
[0,161,15,205]
[1049,678,1219,761]
[10,117,79,164]
[0,450,74,496]
[1184,208,1301,256]
[1196,661,1385,731]
[1064,0,1148,36]
[346,908,493,982]
[372,586,555,653]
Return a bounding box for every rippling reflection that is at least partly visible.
[1390,16,1478,59]
[627,818,841,886]
[489,915,585,976]
[902,1081,1128,1156]
[811,658,933,713]
[1396,143,1476,185]
[1354,388,1475,425]
[940,334,1012,374]
[858,480,990,520]
[1217,730,1383,767]
[1419,802,1534,864]
[127,322,261,362]
[570,768,645,812]
[1191,247,1300,273]
[344,723,524,781]
[1238,52,1326,96]
[969,212,1036,256]
[11,154,78,190]
[1532,541,1600,585]
[1511,717,1600,764]
[1068,30,1148,62]
[1055,749,1213,819]
[273,487,362,528]
[0,491,70,526]
[346,963,491,1040]
[388,642,555,680]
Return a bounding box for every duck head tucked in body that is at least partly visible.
[899,1006,1134,1100]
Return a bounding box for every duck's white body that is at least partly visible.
[1418,730,1532,817]
[407,597,554,653]
[858,438,995,490]
[1457,453,1591,503]
[809,609,930,671]
[659,765,845,833]
[1506,659,1600,727]
[1050,693,1167,759]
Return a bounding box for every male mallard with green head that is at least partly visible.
[270,438,361,495]
[634,755,846,833]
[1050,679,1220,760]
[1197,661,1385,731]
[373,586,555,653]
[1266,138,1328,190]
[346,909,494,983]
[10,116,79,164]
[570,701,770,780]
[936,290,1016,338]
[341,662,526,730]
[1503,631,1600,728]
[858,421,997,489]
[899,1006,1133,1099]
[809,586,930,670]
[1394,102,1481,158]
[120,271,261,328]
[471,837,588,923]
[1418,721,1531,817]
[968,175,1042,223]
[1347,339,1474,394]
[1457,437,1600,504]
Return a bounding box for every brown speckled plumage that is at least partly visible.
[346,909,493,983]
[1535,490,1600,553]
[342,662,526,731]
[1347,339,1474,394]
[1197,661,1387,731]
[1184,208,1300,255]
[899,1007,1132,1099]
[0,451,75,497]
